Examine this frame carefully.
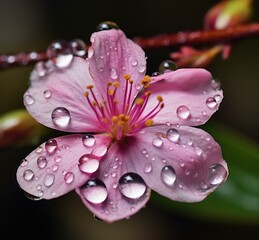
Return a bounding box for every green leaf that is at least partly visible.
[151,121,259,224]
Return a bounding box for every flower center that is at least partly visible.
[84,74,164,140]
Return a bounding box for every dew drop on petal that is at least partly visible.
[110,68,118,79]
[43,173,55,187]
[54,155,62,163]
[43,90,52,99]
[92,145,107,157]
[88,47,94,58]
[211,79,221,90]
[78,154,99,173]
[37,156,47,169]
[159,60,178,73]
[23,169,34,181]
[206,97,218,109]
[24,192,42,201]
[70,39,87,57]
[96,21,119,31]
[82,134,96,147]
[45,139,58,154]
[51,107,71,128]
[24,94,35,106]
[144,163,152,173]
[137,65,146,73]
[166,128,180,142]
[80,179,108,204]
[119,173,147,199]
[161,166,176,186]
[152,136,163,148]
[20,159,28,167]
[208,163,227,186]
[64,172,74,184]
[176,105,190,119]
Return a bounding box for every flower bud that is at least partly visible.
[204,0,253,30]
[170,45,223,68]
[0,109,51,148]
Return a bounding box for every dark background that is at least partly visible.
[1,0,259,239]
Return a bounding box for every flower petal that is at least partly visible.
[16,133,111,200]
[24,57,102,133]
[88,29,146,110]
[76,142,151,223]
[127,125,228,202]
[148,68,223,126]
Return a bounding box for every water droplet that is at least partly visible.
[166,128,180,142]
[206,97,218,109]
[46,40,73,69]
[54,155,62,163]
[131,59,138,66]
[159,60,177,73]
[24,94,35,106]
[195,147,203,156]
[35,61,47,77]
[161,166,176,186]
[35,146,43,153]
[214,94,222,103]
[70,39,87,57]
[43,90,52,99]
[110,68,118,79]
[82,134,96,147]
[92,145,107,157]
[80,179,108,204]
[64,172,74,184]
[144,163,152,173]
[152,136,163,148]
[151,71,160,77]
[137,65,146,73]
[176,105,190,119]
[119,173,147,199]
[45,139,58,154]
[24,192,42,201]
[51,107,71,128]
[208,163,227,185]
[88,47,94,58]
[37,156,47,169]
[211,79,221,90]
[23,169,34,181]
[43,173,55,187]
[78,154,99,173]
[20,159,28,167]
[96,21,119,31]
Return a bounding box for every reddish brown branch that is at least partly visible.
[1,23,259,69]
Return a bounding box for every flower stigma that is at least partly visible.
[84,74,164,140]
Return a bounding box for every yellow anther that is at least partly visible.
[145,91,152,96]
[87,85,94,89]
[124,74,131,80]
[157,96,163,102]
[108,89,114,95]
[119,114,125,119]
[135,98,144,105]
[145,119,154,126]
[144,75,151,82]
[113,81,120,88]
[102,100,107,105]
[107,82,112,87]
[84,92,89,97]
[160,103,165,108]
[112,116,119,122]
[129,79,133,84]
[118,120,126,126]
[92,101,97,107]
[143,83,150,89]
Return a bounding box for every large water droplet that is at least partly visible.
[144,163,152,173]
[51,107,71,128]
[92,145,107,157]
[161,166,176,186]
[208,163,227,186]
[43,90,52,99]
[119,173,147,199]
[166,128,180,142]
[176,105,190,119]
[137,65,146,73]
[45,139,58,154]
[24,192,42,201]
[159,60,177,73]
[70,39,87,57]
[82,134,96,147]
[152,136,163,148]
[46,40,73,69]
[23,94,35,106]
[110,68,118,79]
[78,154,99,173]
[23,169,34,181]
[80,179,108,204]
[37,156,47,169]
[43,173,55,187]
[96,21,119,31]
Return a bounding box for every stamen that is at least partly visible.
[145,119,153,126]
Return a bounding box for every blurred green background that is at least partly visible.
[1,0,259,239]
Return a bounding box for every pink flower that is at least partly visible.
[17,28,228,222]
